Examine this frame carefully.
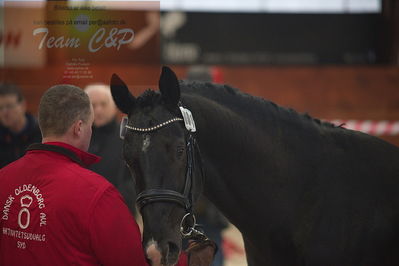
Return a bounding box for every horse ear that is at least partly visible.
[159,66,180,108]
[110,73,135,114]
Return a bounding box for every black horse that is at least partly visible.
[110,66,399,266]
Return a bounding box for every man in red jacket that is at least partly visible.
[0,84,213,265]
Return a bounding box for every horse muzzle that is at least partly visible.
[145,238,181,266]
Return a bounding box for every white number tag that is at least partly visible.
[179,107,196,132]
[120,116,128,139]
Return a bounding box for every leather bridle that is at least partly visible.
[123,104,206,238]
[135,133,197,214]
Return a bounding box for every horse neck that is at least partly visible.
[184,94,286,230]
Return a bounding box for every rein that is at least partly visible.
[123,104,207,239]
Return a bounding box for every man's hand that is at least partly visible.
[185,239,217,266]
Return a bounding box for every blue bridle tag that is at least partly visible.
[179,106,196,132]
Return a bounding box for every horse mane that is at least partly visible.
[134,81,342,132]
[179,80,340,130]
[136,89,162,108]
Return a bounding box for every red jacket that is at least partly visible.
[0,142,187,266]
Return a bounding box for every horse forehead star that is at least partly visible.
[142,134,151,152]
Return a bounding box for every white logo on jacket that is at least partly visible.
[1,184,48,249]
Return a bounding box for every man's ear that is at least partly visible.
[72,120,83,137]
[159,66,180,108]
[110,74,136,114]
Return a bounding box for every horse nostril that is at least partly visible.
[168,242,179,255]
[167,241,180,261]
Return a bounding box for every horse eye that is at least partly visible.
[176,146,185,158]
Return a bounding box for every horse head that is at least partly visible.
[110,67,203,265]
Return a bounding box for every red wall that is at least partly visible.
[2,65,399,146]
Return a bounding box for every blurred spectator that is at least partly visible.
[186,65,228,266]
[0,83,41,168]
[85,83,136,214]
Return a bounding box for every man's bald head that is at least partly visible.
[84,83,117,127]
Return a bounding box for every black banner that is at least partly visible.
[161,12,383,65]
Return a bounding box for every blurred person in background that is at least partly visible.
[186,65,228,266]
[85,83,136,214]
[0,83,41,168]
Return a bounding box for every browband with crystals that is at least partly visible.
[119,106,196,138]
[126,117,184,133]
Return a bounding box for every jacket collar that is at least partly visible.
[27,142,101,167]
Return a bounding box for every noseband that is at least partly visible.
[124,104,205,238]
